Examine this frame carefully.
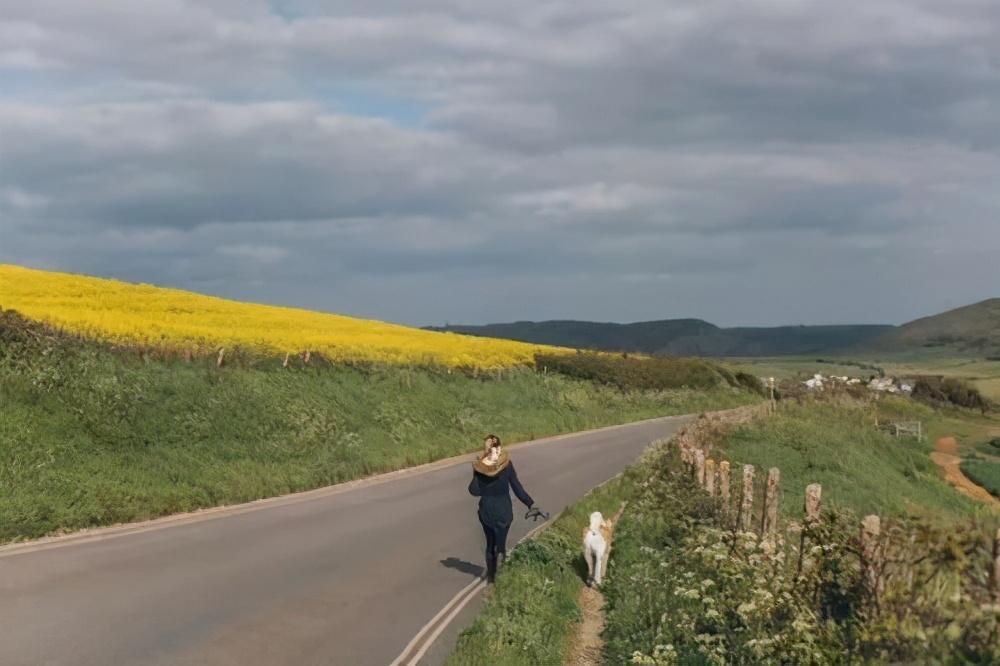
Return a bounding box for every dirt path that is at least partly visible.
[566,586,607,666]
[930,436,1000,508]
[564,503,628,666]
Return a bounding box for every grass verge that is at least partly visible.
[604,430,1000,664]
[446,467,644,665]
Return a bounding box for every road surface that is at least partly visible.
[0,415,689,666]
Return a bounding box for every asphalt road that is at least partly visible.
[0,415,690,666]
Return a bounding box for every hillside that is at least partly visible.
[430,320,892,357]
[0,264,565,370]
[866,298,1000,355]
[0,309,758,543]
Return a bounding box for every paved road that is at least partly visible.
[0,415,689,666]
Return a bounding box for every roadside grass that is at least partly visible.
[960,459,1000,498]
[0,319,757,544]
[446,472,638,666]
[717,398,978,518]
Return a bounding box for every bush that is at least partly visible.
[911,376,992,413]
[535,352,747,392]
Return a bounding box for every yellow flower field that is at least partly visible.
[0,264,569,369]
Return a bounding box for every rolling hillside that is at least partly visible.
[432,299,1000,358]
[0,264,566,369]
[865,298,1000,355]
[430,320,892,357]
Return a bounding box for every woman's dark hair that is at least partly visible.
[484,434,501,448]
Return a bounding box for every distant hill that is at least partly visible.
[428,320,893,357]
[865,299,1000,355]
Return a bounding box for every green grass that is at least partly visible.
[961,459,1000,498]
[716,399,980,519]
[973,438,1000,457]
[0,319,757,544]
[446,472,638,666]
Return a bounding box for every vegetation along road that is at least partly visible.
[0,415,689,666]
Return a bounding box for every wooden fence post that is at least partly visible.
[303,350,311,364]
[718,461,731,509]
[282,353,290,368]
[216,348,225,367]
[761,467,780,542]
[705,459,716,495]
[694,450,706,487]
[992,527,1000,603]
[860,515,883,609]
[804,483,822,525]
[739,465,754,532]
[797,483,822,575]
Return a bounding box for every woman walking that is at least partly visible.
[468,434,546,583]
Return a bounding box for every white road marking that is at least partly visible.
[391,517,556,666]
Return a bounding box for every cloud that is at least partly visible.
[1,0,998,326]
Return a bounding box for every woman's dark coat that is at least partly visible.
[467,463,534,528]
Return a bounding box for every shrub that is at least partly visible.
[911,376,992,413]
[535,352,743,392]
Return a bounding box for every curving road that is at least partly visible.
[0,415,690,666]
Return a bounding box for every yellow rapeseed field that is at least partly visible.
[0,264,569,369]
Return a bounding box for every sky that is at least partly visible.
[1,0,999,327]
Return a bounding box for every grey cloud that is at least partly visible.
[1,0,999,327]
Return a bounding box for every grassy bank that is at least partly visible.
[0,315,756,544]
[603,432,1000,664]
[718,398,979,518]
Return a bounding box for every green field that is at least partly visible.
[961,459,1000,498]
[0,314,757,545]
[717,398,983,518]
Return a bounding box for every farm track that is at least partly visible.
[0,415,690,666]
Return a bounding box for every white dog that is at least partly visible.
[583,511,612,587]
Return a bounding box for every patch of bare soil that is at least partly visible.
[931,436,1000,508]
[566,585,606,666]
